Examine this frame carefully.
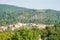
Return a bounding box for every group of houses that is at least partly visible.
[0,23,26,31]
[0,23,54,31]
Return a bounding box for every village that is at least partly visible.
[0,23,54,31]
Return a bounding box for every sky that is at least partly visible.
[0,0,60,10]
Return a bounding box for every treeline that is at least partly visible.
[0,4,60,26]
[0,24,60,40]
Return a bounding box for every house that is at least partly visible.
[2,26,7,31]
[37,24,46,28]
[0,27,3,31]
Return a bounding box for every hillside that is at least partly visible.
[0,4,60,26]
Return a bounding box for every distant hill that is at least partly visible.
[0,4,60,26]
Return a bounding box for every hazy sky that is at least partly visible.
[0,0,60,10]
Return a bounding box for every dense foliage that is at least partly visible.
[40,24,60,40]
[0,4,60,26]
[46,24,60,40]
[0,27,41,40]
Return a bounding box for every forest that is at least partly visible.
[0,4,60,26]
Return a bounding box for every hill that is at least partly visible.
[0,4,60,26]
